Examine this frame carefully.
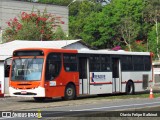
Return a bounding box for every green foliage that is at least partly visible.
[71,0,145,49]
[148,23,160,58]
[9,0,160,58]
[81,11,116,48]
[15,21,41,40]
[68,0,160,57]
[102,0,145,49]
[132,41,148,52]
[117,17,141,51]
[143,0,160,59]
[144,0,160,23]
[69,1,103,48]
[53,27,68,40]
[3,9,66,42]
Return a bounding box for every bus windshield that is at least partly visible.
[11,58,44,81]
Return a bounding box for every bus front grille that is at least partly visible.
[13,92,37,95]
[17,84,32,86]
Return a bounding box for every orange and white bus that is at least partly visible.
[9,48,153,101]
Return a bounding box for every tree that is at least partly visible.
[81,11,116,48]
[78,0,145,49]
[108,0,145,50]
[69,0,102,39]
[148,23,160,58]
[3,9,66,42]
[117,17,140,51]
[144,0,160,59]
[53,27,68,40]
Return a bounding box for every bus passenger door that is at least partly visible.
[112,58,122,93]
[79,58,89,94]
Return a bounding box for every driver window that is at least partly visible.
[45,53,61,80]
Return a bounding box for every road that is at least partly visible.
[29,97,160,117]
[0,95,160,119]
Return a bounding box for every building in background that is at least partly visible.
[96,0,111,5]
[0,0,68,42]
[152,62,160,85]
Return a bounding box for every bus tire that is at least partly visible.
[126,81,135,95]
[64,84,76,100]
[34,97,46,102]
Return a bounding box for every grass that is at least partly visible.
[86,92,160,100]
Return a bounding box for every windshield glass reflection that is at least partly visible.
[11,58,44,81]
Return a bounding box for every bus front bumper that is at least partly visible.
[9,86,45,97]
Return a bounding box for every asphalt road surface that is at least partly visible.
[29,97,160,117]
[0,96,160,120]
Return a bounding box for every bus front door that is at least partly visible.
[112,58,122,93]
[79,58,89,94]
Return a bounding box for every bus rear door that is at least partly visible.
[112,58,122,93]
[79,57,89,94]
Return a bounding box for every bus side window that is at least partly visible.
[63,54,78,72]
[89,55,101,72]
[121,55,133,71]
[45,53,61,80]
[144,56,151,71]
[133,56,144,71]
[101,55,111,71]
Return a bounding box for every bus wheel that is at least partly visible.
[64,84,76,100]
[126,81,134,95]
[34,97,46,102]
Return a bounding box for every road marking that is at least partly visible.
[116,104,160,111]
[70,101,160,111]
[0,117,12,120]
[43,111,69,115]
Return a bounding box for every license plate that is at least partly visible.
[21,91,27,94]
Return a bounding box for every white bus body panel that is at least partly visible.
[121,71,152,92]
[89,72,113,94]
[90,84,112,95]
[79,79,89,94]
[79,71,152,95]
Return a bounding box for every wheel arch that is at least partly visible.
[125,79,135,94]
[126,79,134,84]
[66,82,76,90]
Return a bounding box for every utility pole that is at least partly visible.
[0,27,2,43]
[67,0,77,7]
[66,0,77,37]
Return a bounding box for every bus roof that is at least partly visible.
[78,49,151,56]
[13,48,78,54]
[14,48,151,56]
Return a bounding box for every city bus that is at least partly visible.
[9,48,153,101]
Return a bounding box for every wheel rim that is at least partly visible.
[129,85,133,93]
[67,88,73,96]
